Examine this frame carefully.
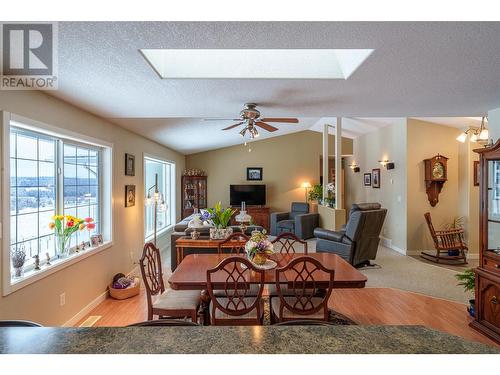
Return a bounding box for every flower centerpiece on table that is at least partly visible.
[49,215,89,258]
[245,230,274,265]
[206,202,236,240]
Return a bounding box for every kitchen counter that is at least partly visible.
[0,325,498,354]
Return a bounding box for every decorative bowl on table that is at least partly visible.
[245,231,274,266]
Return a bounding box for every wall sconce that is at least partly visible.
[456,116,489,145]
[379,159,395,170]
[349,161,360,173]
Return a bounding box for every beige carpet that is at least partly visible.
[306,240,471,304]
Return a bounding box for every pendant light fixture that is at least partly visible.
[456,117,489,144]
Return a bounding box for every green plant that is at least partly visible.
[308,184,322,202]
[443,216,465,230]
[455,268,475,294]
[207,202,235,229]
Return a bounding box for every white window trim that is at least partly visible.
[2,112,114,296]
[143,153,176,241]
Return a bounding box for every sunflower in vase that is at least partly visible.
[245,231,274,265]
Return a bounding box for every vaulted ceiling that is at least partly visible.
[49,22,500,153]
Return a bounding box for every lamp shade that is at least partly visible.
[456,132,467,143]
[301,182,311,189]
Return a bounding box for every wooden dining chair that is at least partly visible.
[218,232,249,255]
[140,242,201,322]
[267,232,308,297]
[421,212,468,264]
[206,256,265,325]
[271,232,308,254]
[270,256,335,324]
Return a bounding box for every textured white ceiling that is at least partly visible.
[49,22,500,153]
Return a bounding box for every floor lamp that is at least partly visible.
[301,182,311,202]
[145,173,166,245]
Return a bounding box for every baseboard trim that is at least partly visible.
[63,290,108,327]
[63,265,140,327]
[380,237,406,255]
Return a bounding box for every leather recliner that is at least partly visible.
[313,203,387,267]
[270,202,319,240]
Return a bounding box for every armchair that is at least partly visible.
[270,202,319,240]
[313,203,387,267]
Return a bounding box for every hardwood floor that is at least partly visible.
[77,286,498,347]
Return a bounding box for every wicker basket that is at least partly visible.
[108,277,141,300]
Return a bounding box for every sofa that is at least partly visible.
[313,203,387,268]
[169,214,264,271]
[270,202,319,240]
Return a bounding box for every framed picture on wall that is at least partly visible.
[125,153,135,176]
[364,173,372,186]
[247,167,263,181]
[125,185,136,207]
[473,160,480,186]
[372,168,381,188]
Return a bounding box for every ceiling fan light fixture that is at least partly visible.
[239,128,247,137]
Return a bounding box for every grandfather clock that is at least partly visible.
[424,154,448,206]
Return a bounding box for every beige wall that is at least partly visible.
[407,119,465,253]
[0,91,185,326]
[345,120,408,251]
[345,118,480,256]
[186,131,353,213]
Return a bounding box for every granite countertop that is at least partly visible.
[0,325,498,354]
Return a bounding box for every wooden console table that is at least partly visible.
[175,236,246,266]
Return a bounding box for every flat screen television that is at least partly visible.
[230,184,266,206]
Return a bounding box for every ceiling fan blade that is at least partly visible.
[204,118,242,121]
[222,122,244,130]
[260,118,299,123]
[255,122,278,132]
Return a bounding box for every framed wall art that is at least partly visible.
[125,153,135,176]
[372,168,381,188]
[364,173,372,186]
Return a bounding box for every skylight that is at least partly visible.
[140,49,373,79]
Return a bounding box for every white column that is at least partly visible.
[488,107,500,141]
[335,117,343,209]
[322,123,329,203]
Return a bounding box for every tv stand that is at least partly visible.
[230,206,270,232]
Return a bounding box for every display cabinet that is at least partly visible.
[181,175,207,219]
[472,140,500,343]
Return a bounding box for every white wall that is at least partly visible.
[0,91,185,326]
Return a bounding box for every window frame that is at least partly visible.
[2,112,114,296]
[143,153,176,242]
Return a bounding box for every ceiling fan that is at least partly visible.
[204,103,299,139]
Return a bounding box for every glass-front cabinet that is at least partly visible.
[181,175,207,219]
[472,140,500,344]
[488,160,500,254]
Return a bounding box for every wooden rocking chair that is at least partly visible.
[421,212,468,264]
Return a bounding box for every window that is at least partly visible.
[10,128,57,271]
[5,117,112,293]
[63,143,100,246]
[144,157,175,239]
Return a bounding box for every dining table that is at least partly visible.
[168,252,367,290]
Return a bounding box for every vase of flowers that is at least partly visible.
[49,215,88,258]
[206,202,235,240]
[11,246,27,278]
[245,231,274,266]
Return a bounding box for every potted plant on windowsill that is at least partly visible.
[206,202,236,240]
[455,268,475,318]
